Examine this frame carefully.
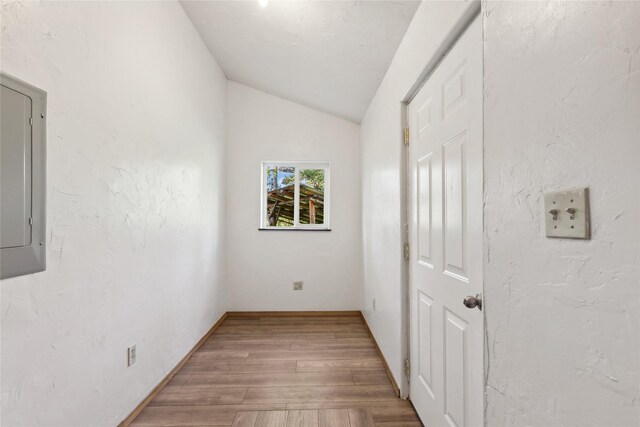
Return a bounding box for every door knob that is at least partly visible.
[463,293,482,311]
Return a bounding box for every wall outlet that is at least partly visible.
[373,298,376,311]
[293,281,303,290]
[127,344,137,367]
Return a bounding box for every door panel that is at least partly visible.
[443,133,466,278]
[417,291,434,397]
[0,85,32,249]
[442,61,468,119]
[417,154,433,266]
[409,16,483,427]
[444,308,468,427]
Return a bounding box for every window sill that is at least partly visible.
[258,227,331,232]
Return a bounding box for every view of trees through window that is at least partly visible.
[299,169,324,225]
[264,164,328,228]
[266,166,295,227]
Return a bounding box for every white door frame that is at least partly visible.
[399,0,483,409]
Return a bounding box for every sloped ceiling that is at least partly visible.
[181,1,420,123]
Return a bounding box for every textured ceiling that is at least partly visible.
[180,1,420,123]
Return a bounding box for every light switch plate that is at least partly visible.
[544,188,590,239]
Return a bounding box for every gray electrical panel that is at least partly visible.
[1,73,47,280]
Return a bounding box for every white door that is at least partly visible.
[408,16,483,427]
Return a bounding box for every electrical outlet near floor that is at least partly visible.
[127,344,137,367]
[293,281,303,290]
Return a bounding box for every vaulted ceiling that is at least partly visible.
[180,1,420,123]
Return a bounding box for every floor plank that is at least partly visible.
[202,341,293,351]
[290,340,374,350]
[248,349,379,361]
[373,422,422,427]
[210,333,337,342]
[285,400,411,411]
[181,360,297,374]
[370,404,421,423]
[286,410,318,427]
[334,332,371,339]
[188,350,250,359]
[351,370,392,385]
[184,371,353,388]
[348,407,375,427]
[220,321,366,328]
[129,315,420,426]
[243,385,398,404]
[131,406,238,426]
[180,403,287,411]
[255,410,288,427]
[232,411,259,427]
[166,374,191,388]
[216,326,366,335]
[318,409,350,427]
[148,387,247,406]
[296,359,383,371]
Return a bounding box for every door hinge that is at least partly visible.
[405,358,411,378]
[403,242,410,261]
[403,128,409,145]
[29,117,33,126]
[29,217,33,225]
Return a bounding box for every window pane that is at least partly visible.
[299,168,325,225]
[266,166,295,227]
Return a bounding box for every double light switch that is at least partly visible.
[544,188,590,239]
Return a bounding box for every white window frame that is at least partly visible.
[260,161,331,231]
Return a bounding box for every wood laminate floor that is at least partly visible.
[130,314,422,427]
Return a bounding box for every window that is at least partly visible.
[260,161,330,230]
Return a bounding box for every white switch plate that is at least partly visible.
[544,188,590,239]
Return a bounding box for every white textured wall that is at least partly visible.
[483,2,640,426]
[0,2,228,425]
[360,0,476,394]
[226,82,362,311]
